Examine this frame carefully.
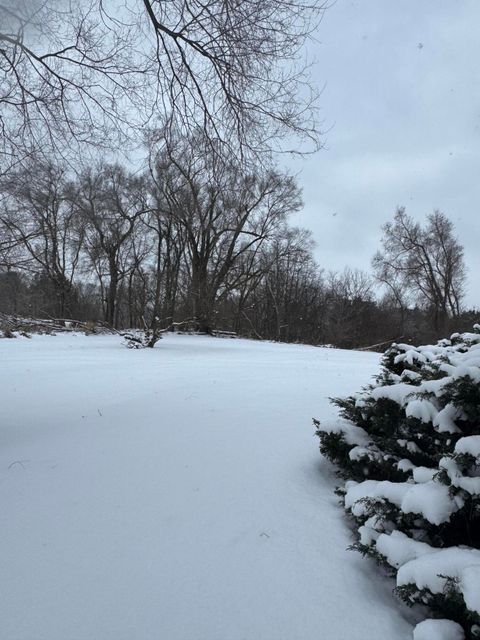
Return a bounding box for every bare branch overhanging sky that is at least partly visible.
[287,0,480,308]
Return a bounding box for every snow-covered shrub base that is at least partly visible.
[413,619,465,640]
[316,326,480,638]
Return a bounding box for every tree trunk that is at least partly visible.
[191,259,215,333]
[106,256,119,327]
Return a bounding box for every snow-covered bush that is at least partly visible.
[122,329,162,349]
[316,325,480,638]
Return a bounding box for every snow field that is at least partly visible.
[0,334,415,640]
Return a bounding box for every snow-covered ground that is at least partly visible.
[1,333,416,640]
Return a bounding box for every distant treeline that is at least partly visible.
[0,135,474,350]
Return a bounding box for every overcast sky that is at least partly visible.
[286,0,480,308]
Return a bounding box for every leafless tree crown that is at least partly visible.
[373,208,466,331]
[1,0,326,169]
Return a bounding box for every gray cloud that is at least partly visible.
[287,0,480,307]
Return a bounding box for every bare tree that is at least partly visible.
[143,172,187,330]
[321,267,374,348]
[373,208,466,332]
[255,227,317,341]
[74,164,150,326]
[1,0,325,171]
[120,220,154,327]
[149,131,302,332]
[137,0,325,157]
[0,160,83,316]
[0,0,148,170]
